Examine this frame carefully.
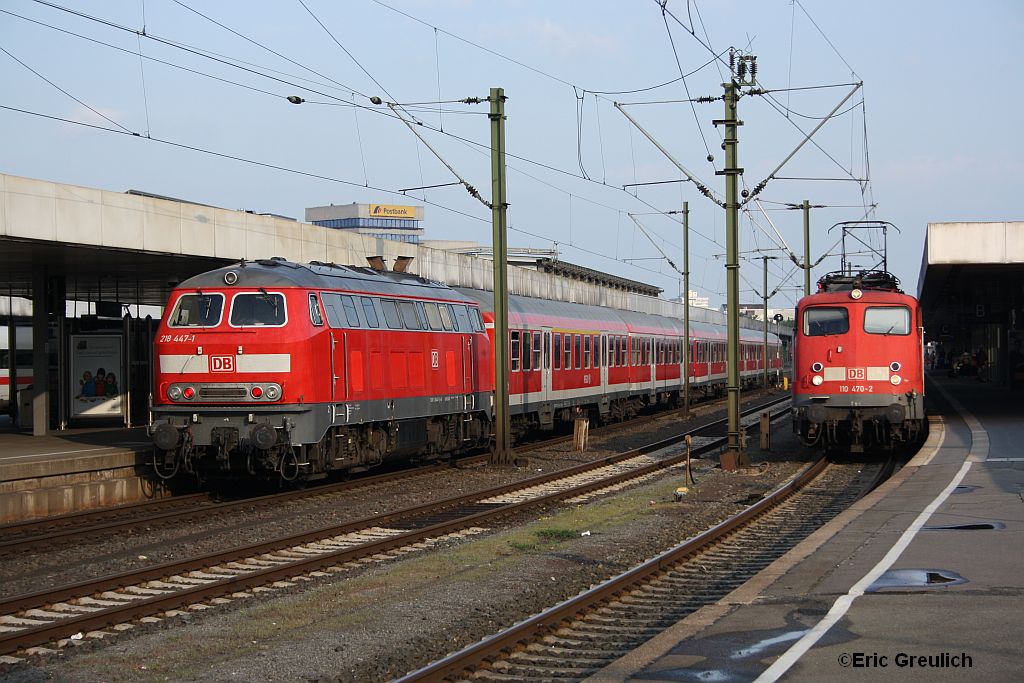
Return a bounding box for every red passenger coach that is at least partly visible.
[150,259,493,482]
[792,271,925,452]
[457,290,783,437]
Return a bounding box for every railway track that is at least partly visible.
[399,456,891,682]
[0,390,780,555]
[0,397,788,658]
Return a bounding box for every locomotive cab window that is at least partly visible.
[229,292,286,327]
[804,307,849,336]
[864,306,911,335]
[169,293,224,328]
[308,294,324,326]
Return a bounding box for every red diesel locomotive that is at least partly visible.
[150,258,782,483]
[792,271,925,452]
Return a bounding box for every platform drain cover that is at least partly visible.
[867,568,967,592]
[923,521,1005,531]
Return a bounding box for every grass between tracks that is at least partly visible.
[49,462,735,681]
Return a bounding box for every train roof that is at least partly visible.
[457,288,779,343]
[175,258,475,302]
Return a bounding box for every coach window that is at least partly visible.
[523,332,532,371]
[574,335,582,369]
[169,293,224,328]
[533,332,542,370]
[438,304,455,331]
[583,335,591,368]
[593,335,601,368]
[864,306,911,335]
[381,299,403,329]
[360,297,380,328]
[804,307,849,336]
[543,331,550,369]
[230,292,286,327]
[511,331,521,371]
[340,295,361,327]
[308,294,324,326]
[608,337,615,368]
[424,302,444,331]
[554,333,562,370]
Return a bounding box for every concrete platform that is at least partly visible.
[0,421,170,523]
[588,373,1024,682]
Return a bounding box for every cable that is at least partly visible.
[0,43,134,134]
[295,0,403,109]
[168,0,365,96]
[659,5,714,165]
[0,103,490,223]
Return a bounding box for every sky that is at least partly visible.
[1,0,1022,310]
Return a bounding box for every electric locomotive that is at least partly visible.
[792,271,925,452]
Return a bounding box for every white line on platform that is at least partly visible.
[754,396,982,682]
[0,446,136,461]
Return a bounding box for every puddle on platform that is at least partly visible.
[952,485,980,494]
[867,568,967,592]
[730,630,806,659]
[641,610,853,683]
[923,521,1005,531]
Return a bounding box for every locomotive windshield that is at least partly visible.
[864,306,911,335]
[230,292,287,327]
[168,293,224,328]
[804,307,849,336]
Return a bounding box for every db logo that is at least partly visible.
[847,367,866,380]
[211,355,235,372]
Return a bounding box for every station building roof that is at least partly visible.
[918,221,1024,338]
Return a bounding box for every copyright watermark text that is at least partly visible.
[837,652,973,669]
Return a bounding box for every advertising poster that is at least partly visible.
[70,335,124,418]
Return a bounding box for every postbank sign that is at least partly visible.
[369,204,416,219]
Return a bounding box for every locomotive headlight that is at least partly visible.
[811,375,824,386]
[224,270,239,285]
[811,362,823,373]
[182,386,196,399]
[265,385,281,400]
[168,386,183,400]
[890,361,901,372]
[890,375,902,385]
[850,288,863,300]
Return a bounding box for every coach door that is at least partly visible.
[648,337,656,396]
[541,328,553,403]
[599,334,609,390]
[462,335,475,410]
